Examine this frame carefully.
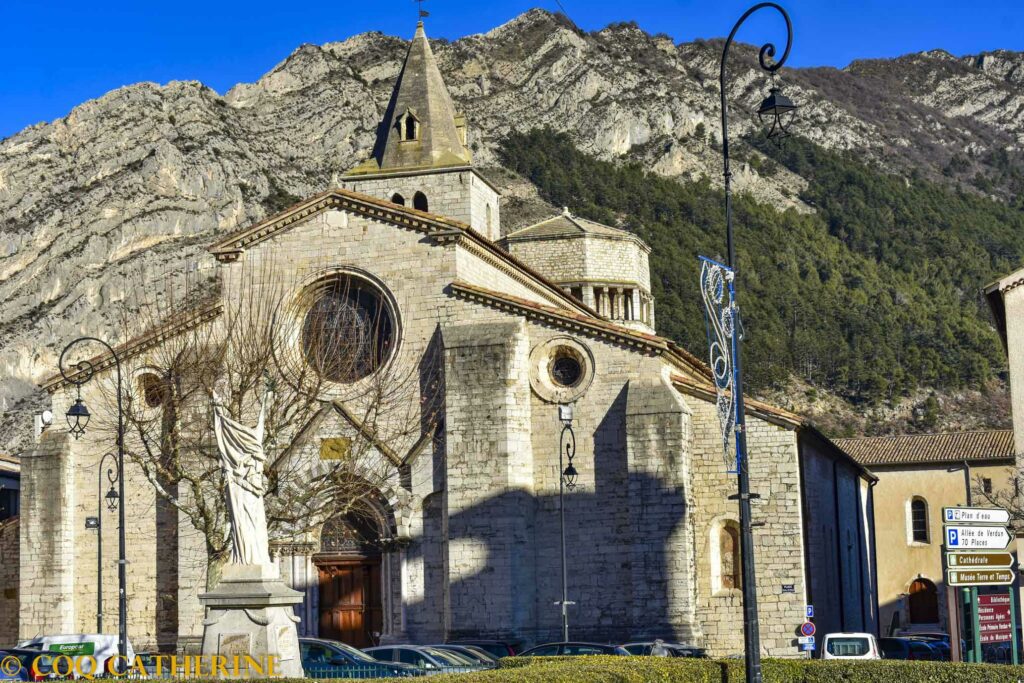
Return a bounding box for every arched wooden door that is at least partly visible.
[908,578,939,623]
[317,559,382,648]
[315,510,385,648]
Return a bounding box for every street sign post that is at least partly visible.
[942,505,1016,663]
[946,552,1015,569]
[978,594,1013,644]
[948,569,1016,587]
[945,525,1013,550]
[944,507,1011,525]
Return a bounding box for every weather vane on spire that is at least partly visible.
[415,0,429,19]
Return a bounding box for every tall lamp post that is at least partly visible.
[556,404,579,642]
[88,453,120,633]
[717,5,796,683]
[59,338,128,665]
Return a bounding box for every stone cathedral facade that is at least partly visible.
[15,22,878,656]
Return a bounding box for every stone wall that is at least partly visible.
[1003,278,1024,457]
[689,399,807,657]
[19,429,76,638]
[0,518,18,644]
[441,320,537,641]
[799,431,877,638]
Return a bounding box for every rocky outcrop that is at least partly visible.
[1,9,1021,451]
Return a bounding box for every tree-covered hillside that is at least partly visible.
[499,129,1023,413]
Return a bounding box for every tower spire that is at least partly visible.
[345,19,470,176]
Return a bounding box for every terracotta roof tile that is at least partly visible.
[834,430,1016,466]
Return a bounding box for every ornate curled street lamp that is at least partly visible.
[556,404,578,641]
[708,5,797,683]
[89,452,120,633]
[58,338,128,666]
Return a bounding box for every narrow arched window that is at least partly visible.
[413,191,428,212]
[391,193,405,206]
[720,522,741,589]
[486,204,493,232]
[404,116,417,141]
[910,498,929,543]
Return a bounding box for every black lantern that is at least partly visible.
[562,462,578,490]
[757,86,798,139]
[66,394,91,439]
[105,485,120,512]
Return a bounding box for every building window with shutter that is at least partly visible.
[983,478,993,494]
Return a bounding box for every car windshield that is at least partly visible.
[328,642,376,663]
[826,637,871,656]
[423,648,469,665]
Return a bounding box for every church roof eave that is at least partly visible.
[40,302,223,393]
[448,280,710,379]
[670,374,877,483]
[208,187,599,319]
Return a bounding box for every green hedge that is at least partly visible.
[337,656,1024,682]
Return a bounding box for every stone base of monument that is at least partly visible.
[199,563,304,678]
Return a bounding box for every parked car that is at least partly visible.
[446,640,518,658]
[364,645,479,673]
[820,633,881,660]
[427,645,498,668]
[518,642,630,657]
[15,635,135,676]
[298,638,421,678]
[622,642,707,658]
[905,636,949,661]
[0,649,59,681]
[879,638,941,661]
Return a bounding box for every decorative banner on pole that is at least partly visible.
[699,256,739,473]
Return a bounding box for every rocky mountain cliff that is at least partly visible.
[2,9,1022,452]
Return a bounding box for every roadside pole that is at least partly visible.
[971,587,982,662]
[946,585,962,661]
[1010,587,1020,665]
[963,588,975,662]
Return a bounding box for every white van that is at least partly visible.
[820,632,881,659]
[16,634,136,676]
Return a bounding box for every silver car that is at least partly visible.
[364,645,480,674]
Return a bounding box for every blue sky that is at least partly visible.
[2,1,1021,140]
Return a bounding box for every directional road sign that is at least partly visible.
[978,594,1014,644]
[944,507,1011,525]
[948,569,1016,587]
[945,525,1013,550]
[946,552,1015,569]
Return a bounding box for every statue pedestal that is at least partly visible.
[199,563,304,678]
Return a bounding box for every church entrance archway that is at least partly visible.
[314,508,386,648]
[908,578,939,624]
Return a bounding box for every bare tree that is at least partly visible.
[971,468,1022,526]
[83,257,441,588]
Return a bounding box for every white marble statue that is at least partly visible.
[212,383,272,566]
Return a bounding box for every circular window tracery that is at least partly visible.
[550,351,583,388]
[300,274,396,383]
[529,337,595,404]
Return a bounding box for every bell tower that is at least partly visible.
[342,21,501,240]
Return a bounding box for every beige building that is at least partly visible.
[9,21,876,655]
[987,267,1024,457]
[836,431,1015,635]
